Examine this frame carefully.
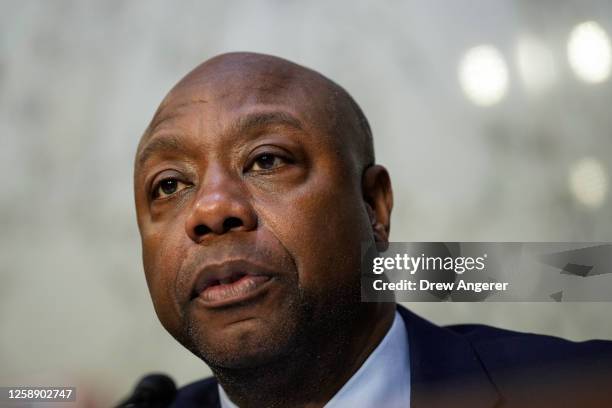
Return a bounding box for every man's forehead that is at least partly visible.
[139,59,339,154]
[156,80,308,127]
[135,52,371,174]
[142,88,321,155]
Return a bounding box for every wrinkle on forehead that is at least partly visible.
[138,52,374,174]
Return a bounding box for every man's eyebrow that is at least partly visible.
[136,134,188,169]
[136,111,303,169]
[227,110,304,136]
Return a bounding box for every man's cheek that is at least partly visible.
[143,239,184,331]
[290,211,364,289]
[147,267,184,337]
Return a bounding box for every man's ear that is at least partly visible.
[362,165,393,243]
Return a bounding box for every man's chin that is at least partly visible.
[183,317,299,369]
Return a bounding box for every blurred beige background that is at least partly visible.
[1,0,611,406]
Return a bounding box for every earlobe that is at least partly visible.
[362,165,393,243]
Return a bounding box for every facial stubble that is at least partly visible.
[179,270,363,404]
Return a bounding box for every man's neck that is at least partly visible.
[214,302,395,408]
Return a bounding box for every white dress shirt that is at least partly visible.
[219,311,411,408]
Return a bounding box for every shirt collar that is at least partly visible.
[219,311,410,408]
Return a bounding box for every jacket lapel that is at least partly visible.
[398,305,501,408]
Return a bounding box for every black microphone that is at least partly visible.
[116,373,177,408]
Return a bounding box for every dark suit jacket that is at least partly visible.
[170,305,612,407]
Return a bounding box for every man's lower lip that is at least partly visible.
[194,275,272,307]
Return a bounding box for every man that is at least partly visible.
[132,52,612,407]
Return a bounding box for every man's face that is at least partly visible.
[134,59,374,368]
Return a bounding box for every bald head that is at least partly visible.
[141,52,374,173]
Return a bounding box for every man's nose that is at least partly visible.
[185,171,257,242]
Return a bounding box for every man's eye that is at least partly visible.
[249,154,288,172]
[152,178,189,199]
